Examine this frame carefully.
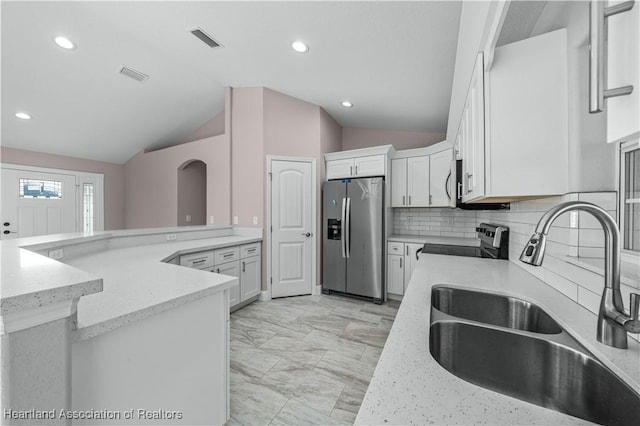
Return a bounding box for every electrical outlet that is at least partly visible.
[166,234,177,241]
[210,216,215,225]
[253,216,258,225]
[48,249,64,260]
[186,214,191,223]
[233,216,239,225]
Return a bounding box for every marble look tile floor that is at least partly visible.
[227,294,400,426]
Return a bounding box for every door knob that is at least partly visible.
[301,232,313,237]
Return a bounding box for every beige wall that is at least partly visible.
[177,160,207,226]
[178,111,226,145]
[0,146,125,230]
[230,87,265,228]
[123,134,231,228]
[342,127,444,151]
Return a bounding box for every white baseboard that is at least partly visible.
[387,293,403,302]
[258,290,271,302]
[313,284,323,295]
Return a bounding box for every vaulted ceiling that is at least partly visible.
[2,1,462,164]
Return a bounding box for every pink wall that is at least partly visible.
[178,111,226,145]
[342,127,445,151]
[177,160,207,226]
[230,87,265,228]
[0,146,125,230]
[123,133,231,228]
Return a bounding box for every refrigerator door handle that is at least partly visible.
[345,197,351,258]
[341,198,347,258]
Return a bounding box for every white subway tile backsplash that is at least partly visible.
[577,287,601,315]
[393,192,624,322]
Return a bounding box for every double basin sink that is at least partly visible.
[429,286,640,425]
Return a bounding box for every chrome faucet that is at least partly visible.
[520,201,640,349]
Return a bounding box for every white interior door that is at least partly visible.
[270,159,314,298]
[1,167,77,239]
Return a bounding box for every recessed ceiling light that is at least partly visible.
[341,101,353,108]
[15,112,32,120]
[53,36,75,50]
[291,40,309,53]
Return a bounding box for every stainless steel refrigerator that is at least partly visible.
[322,177,384,303]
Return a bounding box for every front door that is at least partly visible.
[1,167,78,239]
[270,159,314,298]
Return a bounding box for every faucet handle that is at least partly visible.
[630,293,640,320]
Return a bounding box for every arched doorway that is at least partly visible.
[177,160,207,226]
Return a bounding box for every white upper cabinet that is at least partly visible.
[457,29,569,203]
[325,159,355,180]
[407,156,430,207]
[391,158,408,206]
[391,147,452,208]
[354,155,386,177]
[606,0,639,143]
[429,149,453,207]
[324,146,392,180]
[460,54,486,203]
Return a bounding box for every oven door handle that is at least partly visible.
[416,247,423,261]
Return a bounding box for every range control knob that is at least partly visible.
[475,227,485,233]
[485,231,495,238]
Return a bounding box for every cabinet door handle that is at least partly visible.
[246,248,256,253]
[355,165,358,175]
[216,268,220,273]
[406,245,408,255]
[466,172,473,194]
[192,259,207,265]
[400,258,403,268]
[223,253,234,258]
[350,166,353,176]
[242,261,245,272]
[402,195,406,206]
[589,1,635,113]
[429,194,432,205]
[408,195,412,205]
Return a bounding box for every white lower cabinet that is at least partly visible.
[404,243,423,289]
[240,254,261,301]
[179,241,262,311]
[212,261,240,306]
[387,241,424,297]
[387,253,404,296]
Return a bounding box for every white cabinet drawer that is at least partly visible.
[387,242,404,255]
[214,247,240,265]
[241,242,261,258]
[180,251,214,269]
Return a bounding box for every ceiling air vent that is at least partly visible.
[190,27,222,48]
[119,66,149,82]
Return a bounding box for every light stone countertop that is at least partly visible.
[388,234,480,247]
[356,254,640,425]
[66,235,261,340]
[1,228,260,340]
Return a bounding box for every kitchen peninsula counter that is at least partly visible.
[1,226,261,340]
[356,254,640,425]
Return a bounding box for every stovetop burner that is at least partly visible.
[421,223,509,260]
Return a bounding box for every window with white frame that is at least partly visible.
[620,141,639,254]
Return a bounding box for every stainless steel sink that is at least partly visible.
[431,286,562,334]
[429,286,640,425]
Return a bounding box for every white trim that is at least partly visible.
[266,156,317,300]
[0,298,78,335]
[313,284,323,296]
[323,144,394,162]
[619,140,640,255]
[258,290,271,302]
